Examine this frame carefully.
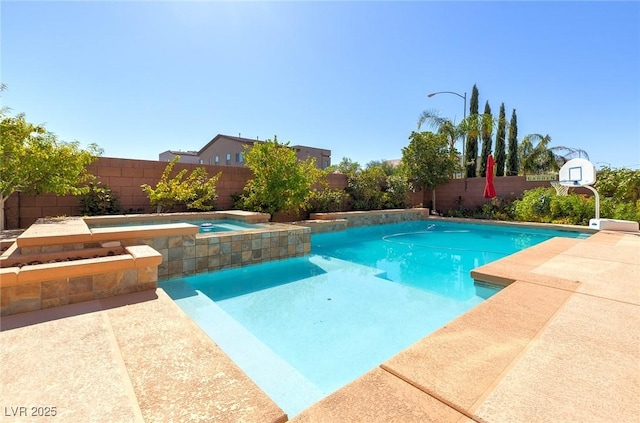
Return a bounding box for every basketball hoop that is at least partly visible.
[550,181,569,196]
[556,158,601,221]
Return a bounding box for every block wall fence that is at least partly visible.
[3,156,586,230]
[433,176,593,213]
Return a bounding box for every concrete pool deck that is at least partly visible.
[1,229,638,422]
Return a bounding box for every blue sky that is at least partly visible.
[2,1,639,170]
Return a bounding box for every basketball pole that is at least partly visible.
[582,185,600,219]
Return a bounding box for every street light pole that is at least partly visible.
[427,91,467,179]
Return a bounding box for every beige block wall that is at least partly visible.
[433,176,594,213]
[4,157,351,229]
[5,156,583,230]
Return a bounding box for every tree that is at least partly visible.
[518,134,557,175]
[365,159,401,176]
[141,156,221,212]
[329,157,361,177]
[417,109,464,177]
[507,109,519,176]
[494,103,507,177]
[401,131,457,212]
[0,112,101,230]
[519,134,590,175]
[550,146,590,167]
[240,136,323,217]
[479,101,493,177]
[465,84,480,177]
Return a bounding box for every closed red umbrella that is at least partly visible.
[483,154,497,199]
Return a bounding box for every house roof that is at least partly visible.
[164,150,200,156]
[197,134,330,156]
[197,134,259,155]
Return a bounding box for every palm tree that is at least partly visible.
[417,109,463,176]
[417,110,496,178]
[518,134,590,175]
[519,134,555,175]
[551,146,590,167]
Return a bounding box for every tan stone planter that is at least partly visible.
[0,245,162,316]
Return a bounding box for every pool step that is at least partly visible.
[160,280,325,417]
[308,255,387,278]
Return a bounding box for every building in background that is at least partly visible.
[160,134,331,169]
[158,150,201,164]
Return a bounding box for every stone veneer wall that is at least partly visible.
[291,219,349,234]
[309,208,430,228]
[194,228,311,276]
[119,225,311,280]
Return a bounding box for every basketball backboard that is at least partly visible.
[558,158,596,187]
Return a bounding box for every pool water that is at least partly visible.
[89,219,263,233]
[161,221,588,416]
[195,219,263,233]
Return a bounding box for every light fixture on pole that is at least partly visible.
[427,91,467,179]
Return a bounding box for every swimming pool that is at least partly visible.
[161,220,589,416]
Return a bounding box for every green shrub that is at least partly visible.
[346,167,385,210]
[513,187,555,223]
[476,197,515,221]
[594,168,640,223]
[514,186,640,225]
[548,194,594,225]
[382,175,412,209]
[240,137,323,216]
[595,167,640,203]
[345,168,411,211]
[600,197,640,223]
[230,192,245,210]
[141,157,221,212]
[308,189,348,213]
[79,181,122,216]
[444,195,516,221]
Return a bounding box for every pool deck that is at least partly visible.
[1,229,639,422]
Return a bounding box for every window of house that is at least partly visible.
[214,155,220,164]
[236,152,243,163]
[199,159,204,164]
[226,153,231,165]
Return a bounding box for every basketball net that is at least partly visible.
[550,181,569,196]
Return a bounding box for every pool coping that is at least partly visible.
[83,210,272,225]
[1,220,638,422]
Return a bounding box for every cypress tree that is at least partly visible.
[479,101,493,177]
[494,103,507,177]
[507,109,519,176]
[465,84,479,177]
